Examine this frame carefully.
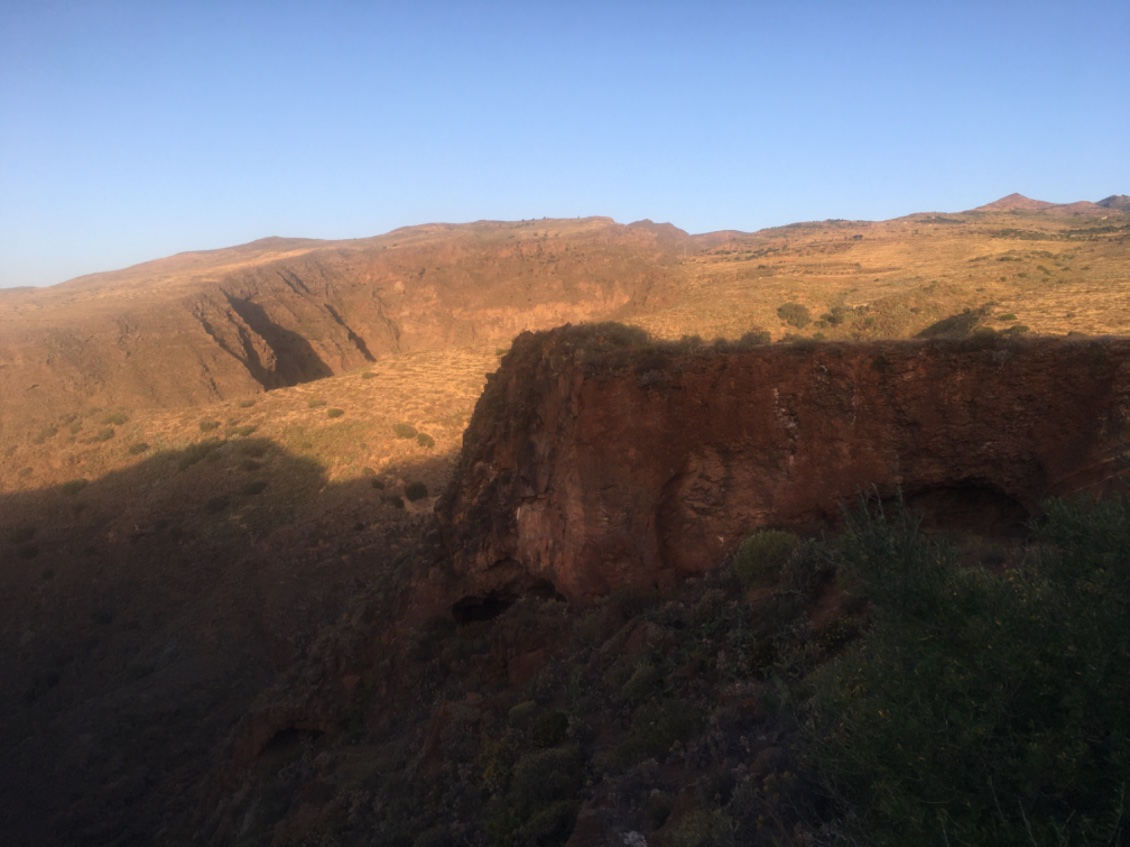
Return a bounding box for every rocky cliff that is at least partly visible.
[438,327,1130,602]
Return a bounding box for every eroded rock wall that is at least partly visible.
[438,328,1130,601]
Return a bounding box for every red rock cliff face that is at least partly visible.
[437,327,1130,602]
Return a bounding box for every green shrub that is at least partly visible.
[7,525,36,544]
[394,423,418,439]
[199,420,220,433]
[607,699,701,771]
[404,481,429,501]
[204,495,229,513]
[361,371,375,380]
[326,408,345,419]
[307,398,327,408]
[416,432,436,448]
[238,398,257,408]
[997,312,1018,321]
[776,302,812,328]
[33,425,58,444]
[102,411,129,425]
[128,442,149,455]
[668,808,736,847]
[734,330,771,347]
[94,427,115,442]
[531,710,570,748]
[239,480,268,496]
[803,492,1130,845]
[732,530,800,589]
[179,439,223,470]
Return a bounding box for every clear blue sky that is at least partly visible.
[2,0,1127,288]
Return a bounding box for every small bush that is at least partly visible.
[416,432,436,448]
[94,427,115,442]
[326,408,345,419]
[734,330,771,348]
[229,425,257,437]
[531,710,570,748]
[394,423,418,439]
[199,420,220,433]
[777,302,812,328]
[732,530,801,589]
[238,399,257,408]
[361,371,375,380]
[997,312,1018,321]
[179,439,223,470]
[204,495,230,513]
[404,481,429,501]
[7,526,37,544]
[307,398,327,408]
[103,411,129,425]
[128,442,150,455]
[33,425,58,444]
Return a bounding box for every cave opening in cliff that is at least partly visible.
[451,579,564,625]
[903,481,1030,537]
[451,591,517,624]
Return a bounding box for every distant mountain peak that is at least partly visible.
[973,193,1056,212]
[1098,195,1130,212]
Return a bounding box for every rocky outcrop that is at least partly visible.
[438,327,1130,602]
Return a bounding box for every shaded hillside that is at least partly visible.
[0,218,691,433]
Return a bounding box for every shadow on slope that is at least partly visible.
[0,437,450,846]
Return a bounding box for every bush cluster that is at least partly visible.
[804,492,1130,845]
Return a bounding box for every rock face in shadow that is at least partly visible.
[438,328,1130,602]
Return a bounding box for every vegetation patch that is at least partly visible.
[404,481,429,502]
[393,423,418,439]
[776,302,812,328]
[731,529,800,589]
[61,478,88,496]
[178,439,224,470]
[326,408,345,419]
[803,492,1130,845]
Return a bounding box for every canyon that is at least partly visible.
[1,195,1129,844]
